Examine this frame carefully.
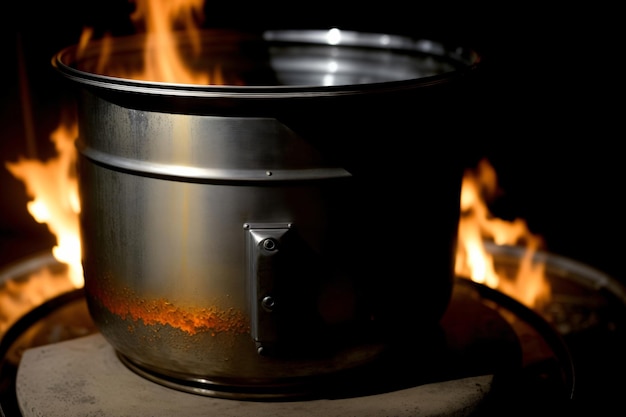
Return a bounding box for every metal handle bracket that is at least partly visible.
[244,222,293,356]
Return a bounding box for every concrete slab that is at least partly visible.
[17,333,493,417]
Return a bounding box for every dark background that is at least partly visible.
[0,2,623,416]
[0,1,623,283]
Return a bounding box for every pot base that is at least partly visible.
[117,352,340,400]
[115,348,389,401]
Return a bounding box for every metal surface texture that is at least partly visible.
[52,28,480,390]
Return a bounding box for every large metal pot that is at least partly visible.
[52,28,481,398]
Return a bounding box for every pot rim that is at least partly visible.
[51,28,482,100]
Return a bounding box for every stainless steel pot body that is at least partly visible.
[53,29,481,396]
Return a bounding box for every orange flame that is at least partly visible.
[5,119,83,288]
[78,0,213,84]
[131,0,208,84]
[455,158,550,307]
[0,260,77,336]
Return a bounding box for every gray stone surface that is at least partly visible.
[17,333,492,417]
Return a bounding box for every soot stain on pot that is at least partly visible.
[86,280,250,337]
